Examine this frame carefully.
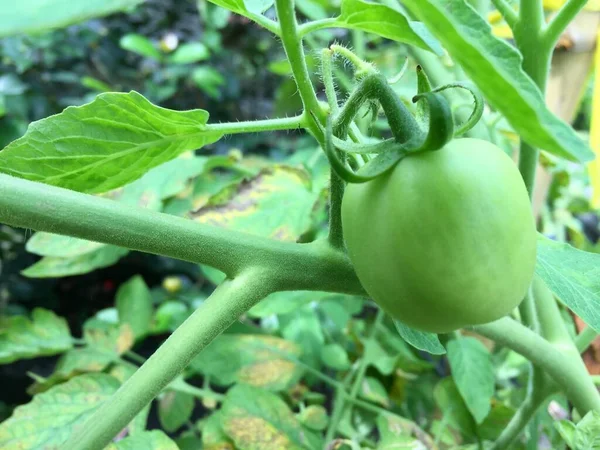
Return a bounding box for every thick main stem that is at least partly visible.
[0,174,364,295]
[63,270,273,450]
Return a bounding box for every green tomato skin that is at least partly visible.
[342,138,537,333]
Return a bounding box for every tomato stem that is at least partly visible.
[0,174,365,295]
[473,317,600,414]
[63,270,274,450]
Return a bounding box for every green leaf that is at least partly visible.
[120,34,162,60]
[536,235,600,332]
[26,233,105,258]
[84,319,134,355]
[363,340,398,376]
[555,411,600,449]
[191,165,319,241]
[190,334,302,391]
[337,0,442,54]
[191,67,225,100]
[376,414,436,449]
[0,0,144,38]
[321,343,351,370]
[207,0,273,20]
[359,376,389,407]
[0,373,120,449]
[401,0,594,163]
[297,405,328,431]
[106,430,179,450]
[116,275,153,340]
[281,307,325,369]
[249,291,355,318]
[21,245,129,278]
[0,309,72,364]
[0,91,223,193]
[158,391,195,433]
[433,378,477,439]
[201,412,234,449]
[394,319,446,355]
[447,336,495,424]
[27,347,117,394]
[152,301,190,333]
[376,325,433,373]
[168,42,210,64]
[220,384,314,449]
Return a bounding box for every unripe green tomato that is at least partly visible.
[342,138,537,333]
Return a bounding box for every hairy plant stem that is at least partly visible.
[63,270,273,450]
[275,0,325,127]
[204,115,304,134]
[0,174,364,295]
[321,49,346,250]
[297,17,340,37]
[496,8,600,447]
[492,279,569,449]
[473,317,600,415]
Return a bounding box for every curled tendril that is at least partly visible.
[430,81,484,137]
[318,62,483,185]
[387,58,410,85]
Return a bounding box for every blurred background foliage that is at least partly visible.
[0,0,598,448]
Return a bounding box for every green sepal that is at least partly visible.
[412,91,454,151]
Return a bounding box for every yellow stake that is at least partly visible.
[589,31,600,209]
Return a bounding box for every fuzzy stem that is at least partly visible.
[204,115,304,134]
[63,270,272,450]
[0,174,364,295]
[275,0,324,124]
[473,318,600,415]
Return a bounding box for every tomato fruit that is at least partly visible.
[342,138,537,333]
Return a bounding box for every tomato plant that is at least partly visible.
[0,0,600,449]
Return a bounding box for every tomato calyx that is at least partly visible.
[318,58,485,185]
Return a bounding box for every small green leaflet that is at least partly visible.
[0,0,144,37]
[21,245,129,278]
[207,0,273,21]
[536,235,600,333]
[0,309,72,364]
[106,430,179,450]
[376,414,436,449]
[158,391,195,433]
[220,384,315,449]
[190,334,303,391]
[555,411,600,450]
[116,275,153,340]
[394,319,446,355]
[0,91,223,193]
[401,0,594,163]
[447,336,495,424]
[191,165,319,242]
[337,0,442,55]
[0,374,120,449]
